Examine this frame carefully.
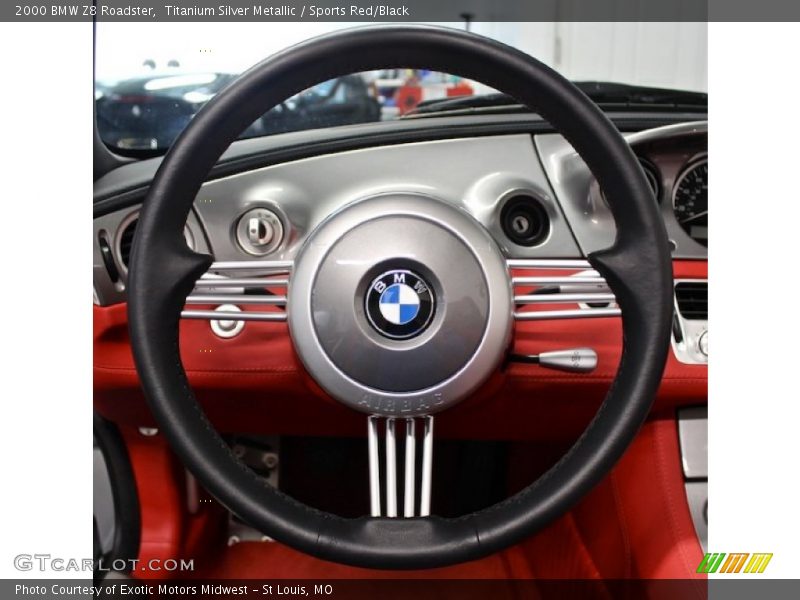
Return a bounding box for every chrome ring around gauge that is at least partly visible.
[287,193,513,417]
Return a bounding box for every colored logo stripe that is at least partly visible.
[697,553,726,573]
[744,553,773,573]
[719,553,748,573]
[697,552,773,574]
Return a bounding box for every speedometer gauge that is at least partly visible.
[673,158,708,246]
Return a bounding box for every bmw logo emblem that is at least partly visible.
[365,269,435,339]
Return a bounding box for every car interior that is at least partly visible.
[92,24,707,588]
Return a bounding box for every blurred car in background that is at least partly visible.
[96,72,237,153]
[96,72,381,156]
[257,74,380,135]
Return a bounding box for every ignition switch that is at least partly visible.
[235,207,284,256]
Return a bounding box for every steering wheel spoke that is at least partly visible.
[180,259,291,322]
[368,415,434,518]
[509,258,620,321]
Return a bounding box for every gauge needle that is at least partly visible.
[679,210,708,225]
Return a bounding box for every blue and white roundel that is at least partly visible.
[366,269,434,339]
[379,283,420,325]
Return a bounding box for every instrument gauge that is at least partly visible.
[673,158,708,246]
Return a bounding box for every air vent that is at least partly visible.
[97,231,120,283]
[600,158,660,205]
[639,158,661,201]
[116,213,195,274]
[118,218,137,269]
[675,281,707,320]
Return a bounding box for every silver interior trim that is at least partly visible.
[367,416,381,517]
[93,441,115,555]
[678,406,708,552]
[623,120,708,146]
[514,308,621,321]
[403,418,416,518]
[385,418,398,518]
[204,260,294,271]
[513,275,606,285]
[186,295,286,305]
[534,121,708,259]
[96,125,706,306]
[192,134,581,266]
[510,259,620,321]
[514,293,616,304]
[368,415,433,518]
[420,416,434,517]
[686,481,708,553]
[182,310,286,322]
[506,259,591,269]
[180,259,292,323]
[678,406,708,479]
[194,278,289,288]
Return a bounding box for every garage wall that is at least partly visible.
[556,22,707,91]
[96,21,707,93]
[473,22,707,92]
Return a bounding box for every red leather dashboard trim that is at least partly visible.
[123,419,704,581]
[612,418,706,586]
[94,260,706,437]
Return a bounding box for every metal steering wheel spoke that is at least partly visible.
[180,259,292,322]
[368,415,434,518]
[508,258,621,321]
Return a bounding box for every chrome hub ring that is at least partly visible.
[287,193,513,417]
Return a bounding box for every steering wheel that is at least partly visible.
[128,25,672,570]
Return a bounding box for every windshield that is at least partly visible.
[95,22,707,156]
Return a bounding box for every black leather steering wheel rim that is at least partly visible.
[128,25,673,569]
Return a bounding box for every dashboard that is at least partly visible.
[537,122,707,255]
[93,114,707,438]
[94,120,707,296]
